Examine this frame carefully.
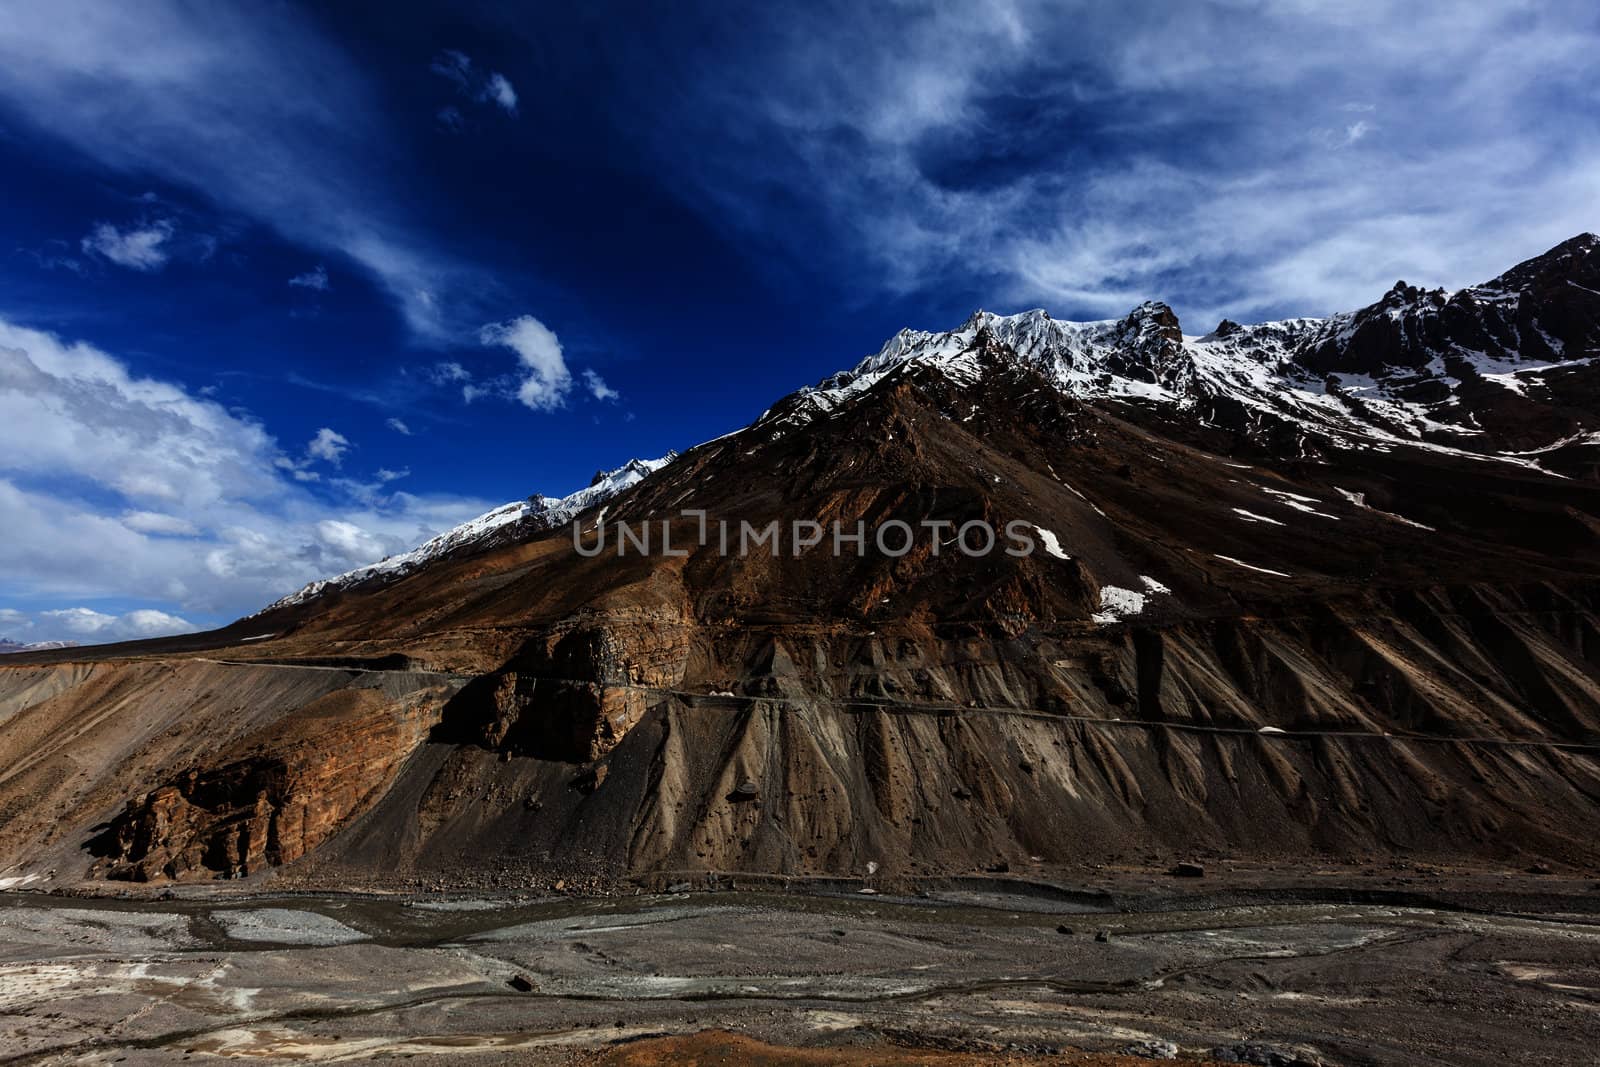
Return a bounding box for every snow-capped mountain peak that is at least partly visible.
[262,453,677,611]
[260,235,1600,616]
[762,235,1600,474]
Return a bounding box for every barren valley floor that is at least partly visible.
[2,874,1596,1066]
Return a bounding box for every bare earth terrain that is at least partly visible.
[2,875,1598,1065]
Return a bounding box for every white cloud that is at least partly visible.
[429,361,471,383]
[122,510,201,536]
[288,263,330,290]
[583,369,619,402]
[81,219,174,271]
[32,606,196,642]
[1345,120,1371,145]
[315,519,385,560]
[306,427,350,466]
[385,417,412,435]
[122,608,197,636]
[485,72,518,115]
[0,316,498,630]
[479,315,571,412]
[42,607,118,634]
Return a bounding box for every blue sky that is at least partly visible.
[0,0,1596,643]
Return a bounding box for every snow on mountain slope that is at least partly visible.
[263,455,675,611]
[261,234,1599,614]
[769,234,1600,469]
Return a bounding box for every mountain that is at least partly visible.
[1,236,1598,889]
[0,638,77,654]
[264,455,676,611]
[266,233,1600,621]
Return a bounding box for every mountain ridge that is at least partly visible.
[266,233,1600,617]
[4,236,1599,890]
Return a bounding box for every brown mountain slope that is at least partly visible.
[2,308,1600,889]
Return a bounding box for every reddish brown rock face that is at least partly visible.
[91,687,448,881]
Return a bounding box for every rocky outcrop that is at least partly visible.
[0,660,458,884]
[91,687,444,880]
[436,610,692,763]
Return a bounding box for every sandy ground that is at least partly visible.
[0,878,1597,1065]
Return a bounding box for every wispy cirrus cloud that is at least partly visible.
[0,1,502,340]
[634,0,1600,325]
[430,49,518,117]
[288,263,330,291]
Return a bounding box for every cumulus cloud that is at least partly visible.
[315,519,385,560]
[0,316,497,635]
[81,219,174,271]
[431,49,518,116]
[10,606,197,643]
[288,263,330,290]
[38,606,196,639]
[41,607,118,634]
[479,315,571,411]
[122,608,197,635]
[583,369,619,402]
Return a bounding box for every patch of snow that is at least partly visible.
[1213,554,1291,577]
[1260,488,1340,520]
[1332,488,1435,530]
[1232,508,1286,526]
[1091,584,1147,625]
[1033,526,1072,560]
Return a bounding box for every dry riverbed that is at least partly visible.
[1,878,1597,1065]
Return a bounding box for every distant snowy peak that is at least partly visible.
[773,233,1600,469]
[263,453,676,611]
[0,639,79,654]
